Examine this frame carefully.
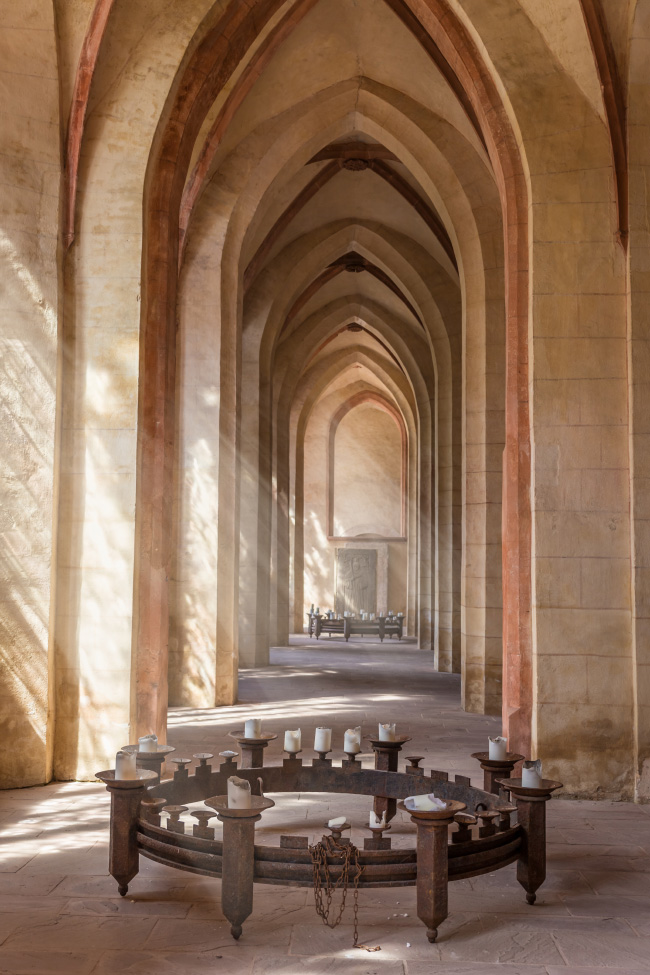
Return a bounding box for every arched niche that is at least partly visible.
[327,391,407,540]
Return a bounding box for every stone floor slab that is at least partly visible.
[0,949,100,974]
[406,966,547,975]
[144,917,290,951]
[252,955,405,974]
[551,932,650,969]
[91,948,261,975]
[560,893,650,918]
[546,970,650,975]
[1,915,158,951]
[62,897,192,918]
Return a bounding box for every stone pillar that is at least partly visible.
[0,2,60,788]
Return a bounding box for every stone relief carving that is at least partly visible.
[335,548,377,615]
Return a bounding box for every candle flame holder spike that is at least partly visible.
[324,820,351,842]
[313,749,333,765]
[364,821,392,851]
[342,751,360,764]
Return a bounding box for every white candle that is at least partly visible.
[397,612,404,618]
[369,810,387,828]
[344,727,361,753]
[388,610,393,616]
[488,735,507,760]
[522,760,543,788]
[244,718,262,739]
[405,793,447,812]
[138,733,158,753]
[227,776,252,808]
[328,816,346,829]
[378,722,396,741]
[115,749,137,779]
[284,729,301,752]
[314,727,332,752]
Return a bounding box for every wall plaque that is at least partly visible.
[335,548,377,616]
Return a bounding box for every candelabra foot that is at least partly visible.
[526,892,536,905]
[118,884,128,897]
[230,924,242,940]
[426,927,438,943]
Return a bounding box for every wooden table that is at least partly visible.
[307,614,404,642]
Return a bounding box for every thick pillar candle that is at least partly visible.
[227,776,252,809]
[369,810,387,828]
[115,749,137,779]
[344,727,361,753]
[314,727,332,752]
[138,734,158,753]
[284,729,301,752]
[244,718,261,739]
[488,735,507,760]
[522,759,542,787]
[378,722,396,741]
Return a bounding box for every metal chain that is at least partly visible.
[309,834,380,951]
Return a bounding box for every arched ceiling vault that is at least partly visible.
[242,147,458,286]
[273,297,436,417]
[287,352,419,478]
[64,0,624,263]
[246,218,462,369]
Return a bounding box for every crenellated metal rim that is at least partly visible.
[135,759,522,887]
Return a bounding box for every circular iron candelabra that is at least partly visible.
[97,737,561,944]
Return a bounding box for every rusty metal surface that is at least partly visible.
[98,746,560,946]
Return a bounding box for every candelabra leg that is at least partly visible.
[514,795,549,905]
[239,742,267,769]
[470,752,524,795]
[107,784,147,896]
[218,813,259,939]
[494,776,561,907]
[371,741,403,823]
[408,810,455,943]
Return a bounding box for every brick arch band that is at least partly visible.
[327,390,408,540]
[132,0,532,754]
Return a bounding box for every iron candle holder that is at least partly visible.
[96,738,563,945]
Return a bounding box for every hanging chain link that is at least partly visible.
[308,834,380,951]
